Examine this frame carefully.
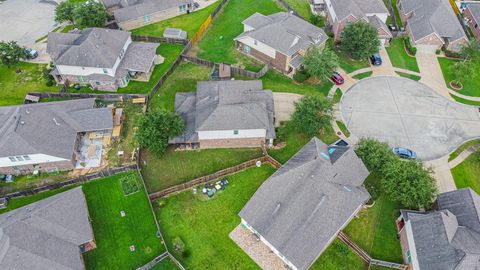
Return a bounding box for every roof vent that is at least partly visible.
[53,118,60,126]
[25,109,30,114]
[20,121,25,125]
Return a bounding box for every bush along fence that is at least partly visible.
[148,155,281,201]
[182,55,269,79]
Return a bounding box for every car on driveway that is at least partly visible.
[370,54,382,66]
[25,48,38,59]
[392,147,417,159]
[331,71,344,85]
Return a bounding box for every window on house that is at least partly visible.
[233,130,239,135]
[95,81,101,85]
[254,40,258,46]
[143,15,151,23]
[103,68,108,74]
[23,155,31,161]
[15,156,24,161]
[406,250,411,263]
[179,4,186,12]
[243,45,251,54]
[8,157,16,162]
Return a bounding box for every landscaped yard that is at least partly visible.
[0,62,60,106]
[450,94,480,106]
[448,139,480,162]
[83,171,165,270]
[283,0,312,19]
[132,1,221,37]
[438,57,480,97]
[386,39,419,72]
[344,174,403,263]
[310,239,367,270]
[195,0,283,71]
[261,70,333,97]
[451,151,480,193]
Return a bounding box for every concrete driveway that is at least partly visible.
[0,0,60,46]
[340,76,480,160]
[273,92,303,127]
[416,51,451,98]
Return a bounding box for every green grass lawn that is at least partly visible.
[336,120,350,137]
[269,121,339,164]
[141,147,263,193]
[0,62,60,106]
[195,0,283,71]
[154,165,276,269]
[150,258,179,270]
[327,40,370,73]
[83,171,164,270]
[261,70,333,96]
[389,0,403,28]
[310,239,367,270]
[333,88,343,104]
[450,94,480,106]
[283,0,312,19]
[448,139,480,162]
[0,171,70,196]
[438,57,480,97]
[132,1,221,37]
[386,39,419,72]
[395,71,421,81]
[352,71,373,80]
[344,174,403,263]
[451,151,480,193]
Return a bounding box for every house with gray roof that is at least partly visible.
[0,99,113,175]
[397,0,468,52]
[103,0,194,30]
[463,2,480,41]
[396,188,480,270]
[170,80,275,149]
[324,0,392,45]
[234,12,327,75]
[0,187,95,270]
[238,137,371,270]
[47,28,159,91]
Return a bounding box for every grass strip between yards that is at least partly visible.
[395,71,421,81]
[283,0,313,19]
[352,71,373,80]
[386,39,419,72]
[451,151,480,193]
[450,94,480,106]
[448,139,480,162]
[336,120,350,137]
[333,88,343,104]
[132,1,221,37]
[438,57,480,97]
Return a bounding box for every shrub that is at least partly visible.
[293,69,309,82]
[403,37,417,55]
[172,236,185,253]
[310,14,325,27]
[435,49,441,55]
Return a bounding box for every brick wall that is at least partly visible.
[0,160,75,175]
[199,137,265,149]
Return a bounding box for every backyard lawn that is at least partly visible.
[438,57,480,97]
[0,62,59,106]
[83,171,164,270]
[344,174,403,263]
[310,239,367,270]
[150,258,179,270]
[451,151,480,193]
[386,39,419,72]
[195,0,283,71]
[131,1,221,37]
[283,0,312,19]
[0,171,70,196]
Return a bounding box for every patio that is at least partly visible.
[75,133,108,169]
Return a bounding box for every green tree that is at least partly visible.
[381,159,438,208]
[73,2,108,28]
[303,46,339,81]
[291,95,333,137]
[0,41,27,66]
[459,40,480,61]
[450,60,475,87]
[341,21,380,60]
[355,138,395,172]
[136,110,185,157]
[55,0,76,25]
[310,14,325,27]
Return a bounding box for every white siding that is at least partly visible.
[324,0,337,21]
[0,154,69,168]
[237,36,277,58]
[197,129,266,140]
[405,221,420,270]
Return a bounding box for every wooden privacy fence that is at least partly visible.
[182,55,269,79]
[132,35,189,45]
[2,164,137,199]
[148,155,279,200]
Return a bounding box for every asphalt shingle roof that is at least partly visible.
[467,3,480,25]
[107,0,193,23]
[329,0,388,21]
[239,137,370,270]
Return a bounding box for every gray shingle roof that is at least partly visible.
[329,0,388,21]
[0,99,113,160]
[170,80,276,143]
[235,12,327,57]
[0,187,94,270]
[402,188,480,270]
[119,42,158,72]
[47,28,130,68]
[239,137,370,270]
[110,0,193,23]
[399,0,467,42]
[467,3,480,25]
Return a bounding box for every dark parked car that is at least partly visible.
[370,54,382,65]
[331,71,344,85]
[25,48,38,59]
[392,147,417,159]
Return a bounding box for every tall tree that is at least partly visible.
[73,1,108,28]
[341,21,380,60]
[303,46,339,81]
[450,60,474,88]
[0,41,27,66]
[291,95,333,137]
[136,110,185,157]
[459,40,480,61]
[355,138,395,172]
[55,0,76,25]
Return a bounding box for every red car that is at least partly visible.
[331,72,344,85]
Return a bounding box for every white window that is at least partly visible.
[8,157,16,162]
[179,4,186,12]
[103,68,108,74]
[15,156,24,161]
[143,15,151,23]
[233,130,239,135]
[243,45,251,54]
[23,155,31,161]
[254,40,258,45]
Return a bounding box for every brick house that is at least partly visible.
[234,12,327,75]
[170,80,275,149]
[238,137,371,270]
[397,0,468,53]
[324,0,392,45]
[463,3,480,41]
[396,188,480,270]
[0,99,113,175]
[47,28,159,92]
